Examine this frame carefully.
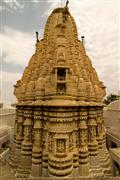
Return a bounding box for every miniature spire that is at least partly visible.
[63,0,69,22]
[36,31,39,42]
[81,36,85,44]
[66,0,69,7]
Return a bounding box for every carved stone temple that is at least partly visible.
[11,6,111,179]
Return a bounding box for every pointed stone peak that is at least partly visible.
[14,5,106,105]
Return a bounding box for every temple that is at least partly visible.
[11,6,111,179]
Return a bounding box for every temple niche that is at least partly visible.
[11,4,111,179]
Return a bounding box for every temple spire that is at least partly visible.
[13,6,110,179]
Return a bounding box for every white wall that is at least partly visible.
[0,109,16,143]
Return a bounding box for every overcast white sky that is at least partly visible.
[0,0,119,107]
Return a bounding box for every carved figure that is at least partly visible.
[57,139,65,153]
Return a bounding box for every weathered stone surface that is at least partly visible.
[11,5,111,179]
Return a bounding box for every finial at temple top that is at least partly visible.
[63,0,69,22]
[66,0,69,7]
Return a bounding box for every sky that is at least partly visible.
[0,0,119,107]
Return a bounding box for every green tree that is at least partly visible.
[103,94,119,105]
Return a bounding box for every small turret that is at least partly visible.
[63,0,69,22]
[36,31,39,42]
[81,35,85,44]
[66,0,69,7]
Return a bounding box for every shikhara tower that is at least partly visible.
[11,5,111,179]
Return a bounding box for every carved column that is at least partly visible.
[88,107,102,176]
[31,116,42,178]
[99,108,111,175]
[9,108,19,168]
[71,110,79,177]
[42,116,49,177]
[14,108,24,168]
[48,107,73,177]
[10,108,24,170]
[14,109,19,144]
[72,128,79,177]
[16,109,33,178]
[96,108,103,149]
[79,108,89,176]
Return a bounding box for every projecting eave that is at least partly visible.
[17,100,104,107]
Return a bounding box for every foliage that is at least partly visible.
[103,94,119,105]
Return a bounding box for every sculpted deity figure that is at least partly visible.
[32,128,41,153]
[57,46,65,61]
[35,130,40,144]
[24,124,32,142]
[57,139,65,153]
[17,123,23,138]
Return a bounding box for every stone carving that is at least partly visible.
[69,132,73,151]
[56,139,66,153]
[63,6,69,22]
[31,120,42,177]
[15,116,33,178]
[12,5,111,179]
[57,46,66,65]
[48,133,53,152]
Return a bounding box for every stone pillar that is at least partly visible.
[88,107,102,176]
[10,108,24,170]
[42,120,49,177]
[9,108,18,168]
[96,108,103,149]
[30,119,42,178]
[47,108,74,177]
[14,110,18,144]
[72,126,79,177]
[79,108,89,176]
[99,108,111,175]
[16,110,33,178]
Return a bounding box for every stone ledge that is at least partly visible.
[29,178,120,180]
